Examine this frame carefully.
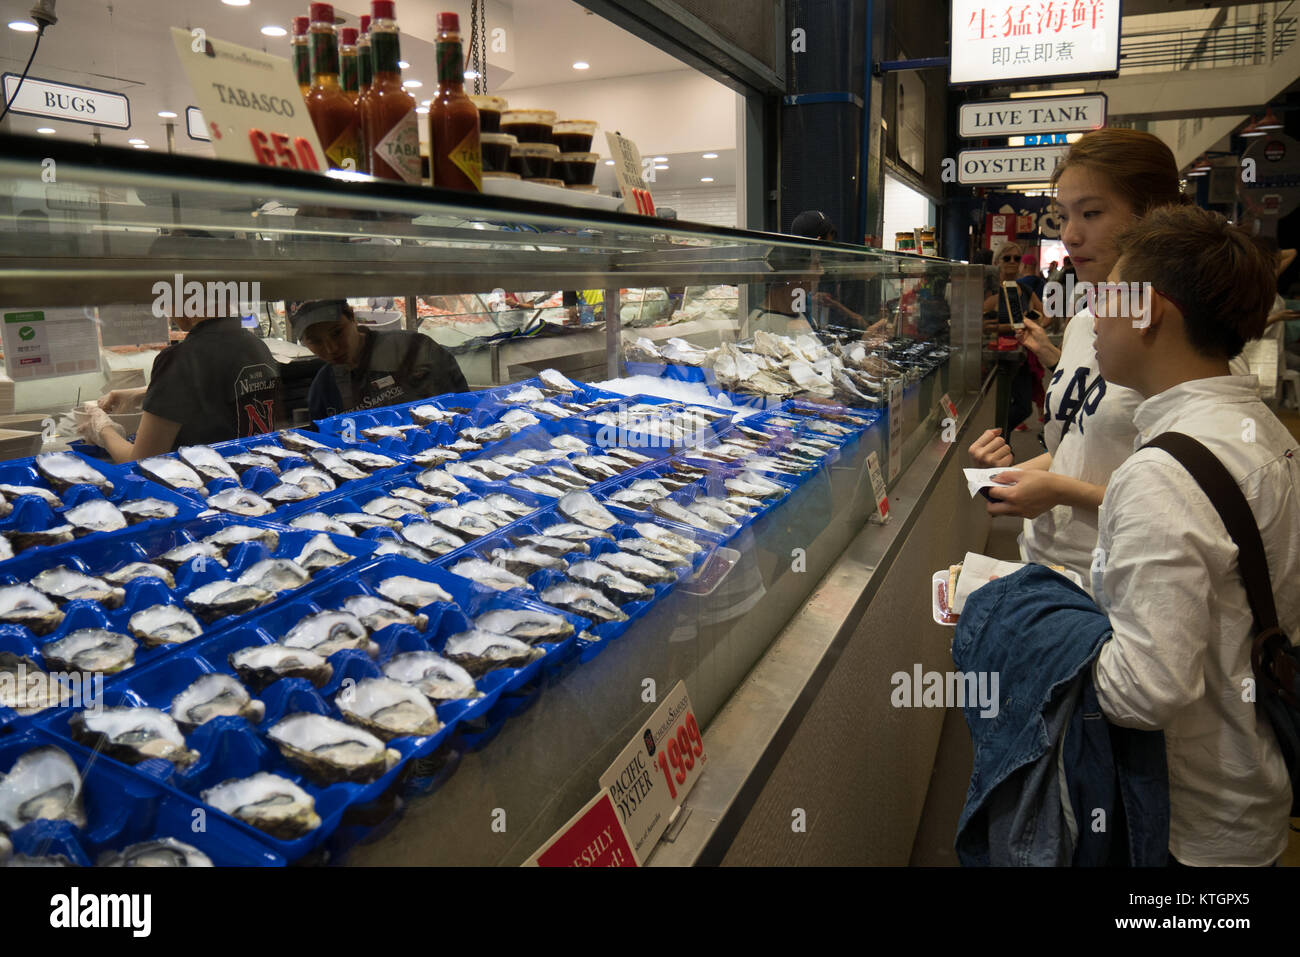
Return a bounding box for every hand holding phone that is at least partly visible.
[1002,281,1026,330]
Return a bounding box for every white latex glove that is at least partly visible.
[75,403,124,448]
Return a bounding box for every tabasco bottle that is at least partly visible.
[291,16,311,98]
[305,3,364,172]
[357,15,374,96]
[340,27,360,105]
[362,1,421,183]
[428,11,481,192]
[356,15,373,162]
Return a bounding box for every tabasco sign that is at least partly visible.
[169,27,326,172]
[950,0,1121,85]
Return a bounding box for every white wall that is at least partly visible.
[651,187,738,228]
[494,70,738,157]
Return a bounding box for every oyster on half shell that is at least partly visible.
[98,838,213,867]
[184,581,274,620]
[0,746,86,831]
[34,452,113,494]
[69,706,198,768]
[335,677,441,740]
[170,673,264,730]
[138,455,205,491]
[41,628,135,674]
[202,772,320,840]
[30,566,125,607]
[128,604,203,648]
[0,651,70,714]
[229,644,332,691]
[382,651,480,701]
[267,712,399,785]
[63,499,127,535]
[281,611,376,658]
[0,585,65,635]
[294,533,354,573]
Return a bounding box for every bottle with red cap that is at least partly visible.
[305,2,364,172]
[357,15,374,96]
[340,27,360,105]
[356,14,374,161]
[428,11,481,192]
[361,0,420,183]
[291,16,311,98]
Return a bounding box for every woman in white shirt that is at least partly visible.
[968,128,1189,587]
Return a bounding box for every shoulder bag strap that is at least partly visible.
[1140,432,1296,707]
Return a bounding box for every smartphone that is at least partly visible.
[1002,281,1025,330]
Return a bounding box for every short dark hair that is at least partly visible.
[1112,205,1275,359]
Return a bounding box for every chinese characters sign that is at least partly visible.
[950,1,1120,85]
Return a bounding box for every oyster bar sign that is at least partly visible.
[956,145,1070,185]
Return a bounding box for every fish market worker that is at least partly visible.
[78,285,281,463]
[292,299,468,420]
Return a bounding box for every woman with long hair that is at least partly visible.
[968,128,1190,586]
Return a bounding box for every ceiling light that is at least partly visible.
[222,0,251,6]
[128,138,146,145]
[36,127,54,134]
[700,177,714,183]
[1193,155,1212,171]
[1255,107,1283,131]
[604,160,614,166]
[398,60,409,69]
[654,164,669,171]
[463,70,479,79]
[653,155,668,162]
[702,152,718,159]
[157,111,178,119]
[403,80,422,88]
[133,144,150,150]
[1008,88,1085,98]
[1186,168,1206,177]
[416,106,429,115]
[261,25,287,37]
[8,20,38,32]
[572,61,590,70]
[1240,116,1266,138]
[421,99,431,107]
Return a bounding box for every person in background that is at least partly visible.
[982,241,1046,330]
[1018,251,1046,303]
[1086,205,1296,866]
[968,127,1188,588]
[293,299,467,420]
[79,237,281,462]
[1045,259,1059,283]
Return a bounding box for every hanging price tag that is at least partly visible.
[866,450,890,522]
[170,27,326,172]
[599,680,705,863]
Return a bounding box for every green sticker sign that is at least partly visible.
[4,310,44,323]
[17,326,35,341]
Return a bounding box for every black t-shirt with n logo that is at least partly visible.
[142,316,282,448]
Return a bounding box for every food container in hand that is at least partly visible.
[479,133,517,173]
[552,120,597,153]
[508,143,559,180]
[500,109,556,145]
[469,95,507,134]
[553,152,598,186]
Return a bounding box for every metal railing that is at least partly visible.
[1119,3,1296,72]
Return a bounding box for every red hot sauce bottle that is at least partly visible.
[427,11,481,192]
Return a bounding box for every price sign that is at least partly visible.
[887,379,904,481]
[939,392,959,422]
[604,131,656,216]
[866,450,890,522]
[524,792,638,868]
[599,680,705,863]
[170,27,325,172]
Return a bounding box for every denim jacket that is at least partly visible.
[953,565,1169,866]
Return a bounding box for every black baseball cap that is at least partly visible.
[291,299,352,339]
[790,210,836,241]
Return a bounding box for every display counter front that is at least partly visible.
[0,135,985,866]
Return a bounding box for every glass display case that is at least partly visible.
[0,134,987,866]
